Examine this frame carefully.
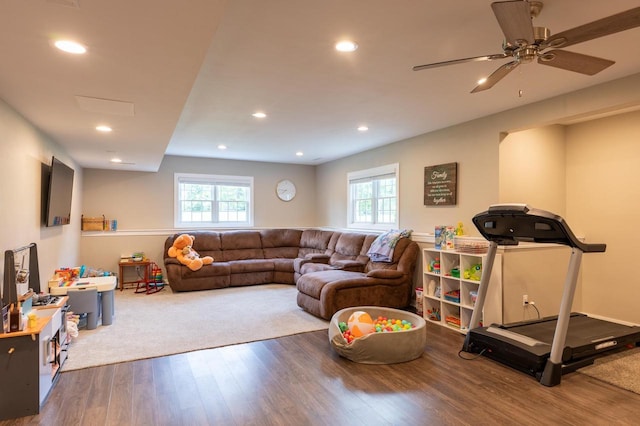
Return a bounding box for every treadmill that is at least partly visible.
[462,204,640,387]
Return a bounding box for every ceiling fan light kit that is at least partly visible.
[413,1,640,93]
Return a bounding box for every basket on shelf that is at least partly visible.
[81,215,105,231]
[453,236,489,254]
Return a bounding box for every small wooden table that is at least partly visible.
[118,260,150,291]
[118,260,164,294]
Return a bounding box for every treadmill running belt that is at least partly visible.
[503,314,633,347]
[470,313,640,375]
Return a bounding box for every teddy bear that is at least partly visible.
[167,234,214,271]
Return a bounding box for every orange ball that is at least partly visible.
[347,311,375,338]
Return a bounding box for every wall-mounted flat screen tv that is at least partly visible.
[45,156,74,227]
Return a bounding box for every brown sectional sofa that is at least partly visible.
[163,229,419,319]
[295,235,419,319]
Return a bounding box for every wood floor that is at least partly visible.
[3,323,639,426]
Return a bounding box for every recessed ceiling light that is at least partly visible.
[357,125,369,132]
[252,112,267,118]
[110,157,122,163]
[96,125,112,132]
[477,77,488,85]
[218,144,227,150]
[296,151,304,157]
[335,40,358,52]
[54,40,87,54]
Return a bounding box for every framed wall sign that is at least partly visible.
[424,162,457,206]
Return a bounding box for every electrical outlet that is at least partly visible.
[522,294,529,306]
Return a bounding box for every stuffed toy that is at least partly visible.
[167,234,214,271]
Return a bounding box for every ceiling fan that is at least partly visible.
[413,1,640,93]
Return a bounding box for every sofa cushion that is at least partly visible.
[330,233,368,264]
[179,261,230,278]
[165,231,223,260]
[366,269,404,279]
[220,230,264,261]
[299,262,332,275]
[272,258,295,272]
[296,268,415,320]
[297,232,378,274]
[296,269,363,299]
[298,229,335,258]
[190,231,223,257]
[165,259,231,291]
[365,238,417,274]
[260,229,302,259]
[228,259,274,274]
[230,271,273,287]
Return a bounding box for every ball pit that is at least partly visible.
[329,306,426,364]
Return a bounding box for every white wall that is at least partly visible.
[82,155,318,229]
[565,109,640,322]
[499,125,567,216]
[315,119,501,236]
[316,73,640,238]
[498,126,574,322]
[79,155,317,275]
[0,99,81,302]
[495,111,640,324]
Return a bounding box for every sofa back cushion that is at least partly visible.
[164,231,223,260]
[364,237,418,274]
[329,232,368,263]
[298,229,335,258]
[260,229,303,258]
[360,234,377,258]
[191,231,223,260]
[220,230,264,261]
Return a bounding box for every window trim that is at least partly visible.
[347,163,399,230]
[174,173,254,228]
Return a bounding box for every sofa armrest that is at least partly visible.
[332,260,366,272]
[306,253,330,263]
[366,269,404,279]
[294,253,331,273]
[164,258,182,266]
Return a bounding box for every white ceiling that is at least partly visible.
[2,0,640,171]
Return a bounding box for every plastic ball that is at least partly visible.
[347,311,375,338]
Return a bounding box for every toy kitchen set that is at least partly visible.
[1,243,69,420]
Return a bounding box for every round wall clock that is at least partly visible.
[276,179,296,201]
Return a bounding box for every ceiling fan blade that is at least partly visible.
[471,60,520,93]
[491,0,535,46]
[538,50,614,75]
[412,53,508,71]
[544,7,640,49]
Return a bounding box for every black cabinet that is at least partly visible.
[0,304,68,421]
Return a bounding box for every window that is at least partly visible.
[174,173,253,228]
[347,163,399,229]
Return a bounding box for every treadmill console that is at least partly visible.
[472,204,606,253]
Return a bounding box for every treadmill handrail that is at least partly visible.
[472,204,606,253]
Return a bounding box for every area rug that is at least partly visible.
[62,284,328,371]
[577,347,640,395]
